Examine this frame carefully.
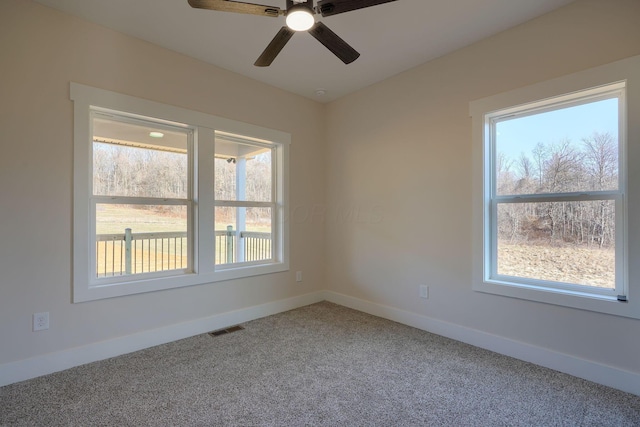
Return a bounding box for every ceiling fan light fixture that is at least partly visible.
[286,6,315,31]
[188,0,396,66]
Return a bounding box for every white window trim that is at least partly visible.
[89,110,196,286]
[470,55,640,319]
[72,83,290,302]
[213,133,280,271]
[212,134,288,281]
[488,84,626,299]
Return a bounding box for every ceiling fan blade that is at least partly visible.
[188,0,282,17]
[316,0,397,17]
[308,22,360,64]
[254,27,295,67]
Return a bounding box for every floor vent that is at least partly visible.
[208,325,245,337]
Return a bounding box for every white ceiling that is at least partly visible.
[35,0,574,102]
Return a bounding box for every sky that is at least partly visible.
[495,97,619,163]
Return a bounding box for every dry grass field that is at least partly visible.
[96,204,187,234]
[498,241,615,289]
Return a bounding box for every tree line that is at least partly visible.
[93,143,188,199]
[213,153,272,202]
[93,142,272,225]
[497,132,617,248]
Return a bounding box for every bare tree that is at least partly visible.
[582,132,618,247]
[582,132,618,191]
[531,142,547,190]
[514,152,535,194]
[496,151,515,195]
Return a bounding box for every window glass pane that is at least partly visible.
[93,117,189,198]
[496,201,615,289]
[215,136,272,202]
[215,206,272,265]
[495,98,618,196]
[96,204,188,277]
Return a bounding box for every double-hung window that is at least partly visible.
[72,83,289,302]
[211,131,288,282]
[214,132,276,267]
[471,55,640,319]
[91,111,193,281]
[489,84,625,297]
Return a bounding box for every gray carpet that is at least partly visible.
[1,302,639,426]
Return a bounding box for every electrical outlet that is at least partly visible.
[419,285,429,299]
[296,271,303,282]
[33,312,49,331]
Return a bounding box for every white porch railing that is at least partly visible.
[96,228,271,277]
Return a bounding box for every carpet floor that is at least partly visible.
[1,301,639,426]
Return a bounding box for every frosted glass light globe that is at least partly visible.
[286,8,314,31]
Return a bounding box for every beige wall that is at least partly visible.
[0,0,325,365]
[325,0,640,374]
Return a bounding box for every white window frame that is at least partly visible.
[72,83,290,302]
[89,110,195,285]
[489,84,626,298]
[470,55,640,319]
[213,133,278,267]
[212,132,288,281]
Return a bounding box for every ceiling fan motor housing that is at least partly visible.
[286,0,313,11]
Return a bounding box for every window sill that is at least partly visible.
[213,261,289,282]
[74,262,289,303]
[473,279,638,319]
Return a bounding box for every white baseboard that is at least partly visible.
[0,291,325,387]
[323,291,640,397]
[4,290,638,397]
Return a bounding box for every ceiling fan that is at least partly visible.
[188,0,397,66]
